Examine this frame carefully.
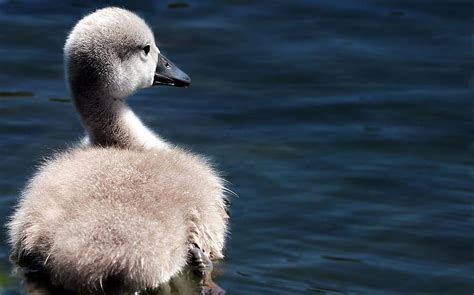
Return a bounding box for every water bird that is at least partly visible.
[7,7,229,294]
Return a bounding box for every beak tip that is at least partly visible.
[177,74,191,87]
[184,76,192,86]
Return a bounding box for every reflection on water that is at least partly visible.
[18,269,224,295]
[0,0,473,294]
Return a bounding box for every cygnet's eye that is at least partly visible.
[143,45,150,55]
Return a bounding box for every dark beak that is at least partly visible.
[153,54,191,87]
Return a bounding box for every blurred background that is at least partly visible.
[0,0,472,294]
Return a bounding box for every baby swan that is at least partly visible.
[7,7,228,294]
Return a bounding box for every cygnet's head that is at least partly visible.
[64,7,190,100]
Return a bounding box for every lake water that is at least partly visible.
[0,0,472,294]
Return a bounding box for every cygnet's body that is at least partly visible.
[7,7,228,293]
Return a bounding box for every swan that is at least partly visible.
[7,7,229,294]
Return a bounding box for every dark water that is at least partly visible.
[0,0,473,294]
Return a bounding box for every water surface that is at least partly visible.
[0,0,472,294]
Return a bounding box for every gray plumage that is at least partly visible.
[7,7,229,293]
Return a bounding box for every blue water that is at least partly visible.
[0,0,473,294]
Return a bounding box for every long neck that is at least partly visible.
[74,92,168,150]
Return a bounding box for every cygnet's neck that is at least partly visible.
[74,92,168,150]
